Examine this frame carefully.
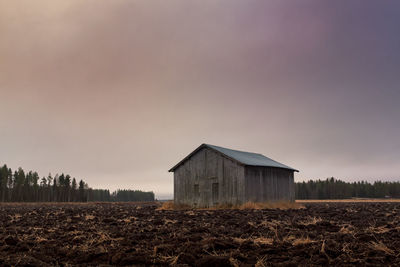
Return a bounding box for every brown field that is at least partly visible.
[296,199,400,203]
[1,202,400,266]
[158,201,305,210]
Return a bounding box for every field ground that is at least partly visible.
[1,202,399,266]
[296,199,400,203]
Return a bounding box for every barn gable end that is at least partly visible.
[173,147,245,207]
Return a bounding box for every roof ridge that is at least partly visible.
[169,143,298,172]
[204,144,263,155]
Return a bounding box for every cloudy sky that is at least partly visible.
[1,1,399,198]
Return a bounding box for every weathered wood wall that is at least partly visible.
[244,166,294,202]
[174,147,245,207]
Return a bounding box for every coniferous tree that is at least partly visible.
[32,172,39,201]
[53,175,58,202]
[0,165,8,202]
[6,167,12,201]
[14,168,25,201]
[40,177,47,202]
[47,174,53,201]
[79,179,85,202]
[71,178,77,202]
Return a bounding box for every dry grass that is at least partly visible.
[184,210,195,216]
[291,236,316,246]
[159,254,180,265]
[253,237,274,245]
[164,218,178,224]
[157,201,304,210]
[121,216,138,223]
[34,236,48,243]
[369,241,395,255]
[298,216,322,226]
[232,237,247,244]
[10,214,22,221]
[255,255,268,267]
[232,236,274,246]
[367,225,390,234]
[237,201,304,210]
[156,201,191,210]
[85,215,95,220]
[169,254,179,265]
[339,224,355,235]
[296,199,400,203]
[229,257,240,267]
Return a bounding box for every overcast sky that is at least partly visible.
[1,1,400,199]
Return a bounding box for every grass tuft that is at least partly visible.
[255,255,268,267]
[298,216,322,226]
[156,201,191,210]
[238,201,304,210]
[369,241,394,255]
[292,236,315,246]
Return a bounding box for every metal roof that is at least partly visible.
[169,144,299,172]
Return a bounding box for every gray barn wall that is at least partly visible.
[174,147,245,207]
[244,166,294,202]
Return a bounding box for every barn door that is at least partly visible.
[193,184,199,206]
[212,182,219,205]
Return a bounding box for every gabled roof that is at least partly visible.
[168,144,298,172]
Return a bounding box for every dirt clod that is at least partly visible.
[4,236,19,246]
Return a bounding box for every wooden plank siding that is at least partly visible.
[173,147,294,207]
[174,147,245,207]
[244,166,294,202]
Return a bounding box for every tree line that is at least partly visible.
[85,189,155,202]
[0,164,154,202]
[295,178,400,199]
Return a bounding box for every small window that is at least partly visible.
[194,184,199,198]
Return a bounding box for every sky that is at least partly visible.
[1,0,400,199]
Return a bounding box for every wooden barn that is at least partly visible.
[169,144,299,207]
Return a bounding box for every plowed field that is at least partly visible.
[1,202,399,266]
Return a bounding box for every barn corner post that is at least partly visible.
[170,144,298,208]
[290,170,295,202]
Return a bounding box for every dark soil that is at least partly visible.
[0,202,399,266]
